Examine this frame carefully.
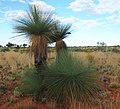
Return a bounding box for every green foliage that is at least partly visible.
[14,5,57,40]
[112,48,120,53]
[6,42,14,48]
[52,23,71,42]
[14,53,101,107]
[44,53,100,106]
[15,68,43,98]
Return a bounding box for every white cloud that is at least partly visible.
[29,0,55,11]
[4,10,27,21]
[68,0,95,12]
[53,15,79,24]
[11,0,26,3]
[1,0,55,22]
[106,14,120,24]
[68,0,120,14]
[96,0,120,14]
[73,19,104,30]
[0,0,105,30]
[59,17,78,23]
[53,14,103,30]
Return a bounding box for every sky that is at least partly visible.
[0,0,120,46]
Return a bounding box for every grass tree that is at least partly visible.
[13,5,57,78]
[44,53,100,108]
[54,24,71,56]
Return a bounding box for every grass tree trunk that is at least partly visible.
[55,40,68,57]
[32,36,48,80]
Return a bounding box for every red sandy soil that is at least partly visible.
[0,82,120,109]
[0,69,120,109]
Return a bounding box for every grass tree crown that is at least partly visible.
[14,5,58,40]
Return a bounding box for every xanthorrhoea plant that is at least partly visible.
[13,5,58,79]
[44,53,100,108]
[54,23,71,56]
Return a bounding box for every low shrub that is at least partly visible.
[44,53,101,108]
[14,68,43,99]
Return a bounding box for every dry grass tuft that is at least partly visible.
[0,50,34,72]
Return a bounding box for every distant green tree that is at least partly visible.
[23,44,27,48]
[97,42,107,52]
[97,42,99,46]
[100,42,107,46]
[0,45,3,48]
[6,42,14,48]
[16,45,20,49]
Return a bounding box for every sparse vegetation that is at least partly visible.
[0,4,120,109]
[0,49,120,109]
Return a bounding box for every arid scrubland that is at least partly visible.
[0,50,120,109]
[0,50,120,85]
[0,50,33,72]
[75,52,120,84]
